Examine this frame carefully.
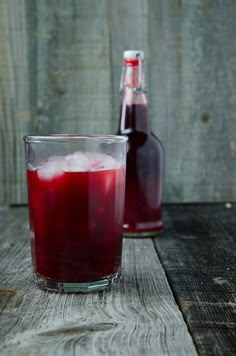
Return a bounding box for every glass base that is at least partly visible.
[34,272,120,293]
[123,230,163,237]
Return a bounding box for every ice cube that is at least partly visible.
[37,158,66,180]
[64,151,90,172]
[86,152,118,171]
[37,151,119,178]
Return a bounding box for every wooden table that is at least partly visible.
[0,205,235,355]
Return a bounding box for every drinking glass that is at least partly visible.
[24,135,127,293]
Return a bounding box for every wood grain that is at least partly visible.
[179,0,236,202]
[0,0,236,204]
[148,0,236,203]
[0,207,197,356]
[0,0,31,204]
[154,204,236,356]
[35,0,112,135]
[148,0,184,202]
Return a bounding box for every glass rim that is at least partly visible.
[23,134,128,143]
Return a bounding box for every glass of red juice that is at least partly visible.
[23,135,127,293]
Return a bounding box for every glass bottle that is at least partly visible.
[117,50,163,236]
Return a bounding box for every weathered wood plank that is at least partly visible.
[193,328,236,356]
[0,207,197,356]
[148,0,183,202]
[179,0,236,202]
[0,0,31,204]
[148,0,236,203]
[154,204,236,356]
[35,0,112,135]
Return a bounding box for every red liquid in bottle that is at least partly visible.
[118,51,163,235]
[27,161,125,282]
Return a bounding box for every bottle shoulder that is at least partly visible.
[118,131,163,156]
[150,132,164,149]
[119,130,162,145]
[145,133,164,155]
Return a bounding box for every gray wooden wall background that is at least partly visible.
[0,0,236,205]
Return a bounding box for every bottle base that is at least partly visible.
[34,272,120,293]
[123,221,163,237]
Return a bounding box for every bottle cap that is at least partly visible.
[123,50,144,60]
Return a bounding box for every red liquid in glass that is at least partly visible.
[27,166,125,282]
[118,103,163,233]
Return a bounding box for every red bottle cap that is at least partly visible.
[123,50,144,66]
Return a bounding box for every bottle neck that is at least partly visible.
[120,59,146,93]
[119,60,150,134]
